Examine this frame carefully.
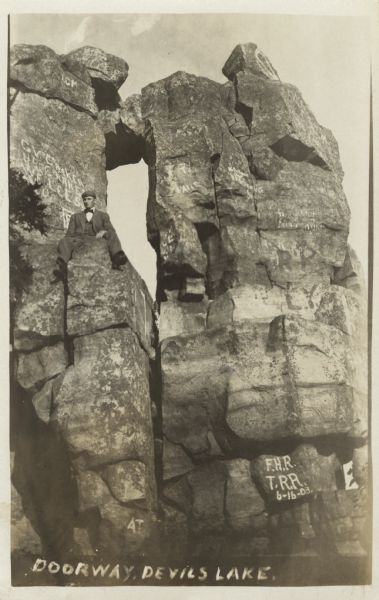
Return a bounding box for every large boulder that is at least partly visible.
[50,327,157,556]
[9,44,129,234]
[225,459,267,532]
[161,458,269,558]
[222,44,349,289]
[15,341,67,391]
[160,278,366,462]
[251,445,340,504]
[142,71,263,299]
[153,44,367,563]
[10,44,97,114]
[66,238,153,355]
[222,42,280,81]
[73,464,154,557]
[63,46,129,90]
[51,328,153,466]
[10,91,107,233]
[12,242,65,351]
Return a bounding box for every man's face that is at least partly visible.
[82,195,95,209]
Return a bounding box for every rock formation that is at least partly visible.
[10,45,157,565]
[9,41,369,582]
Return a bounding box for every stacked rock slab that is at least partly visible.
[9,45,114,235]
[50,239,157,558]
[150,44,368,559]
[10,45,157,562]
[142,70,261,301]
[11,240,157,560]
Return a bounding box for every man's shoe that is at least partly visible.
[112,250,128,268]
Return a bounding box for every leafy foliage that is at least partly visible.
[9,169,47,305]
[9,169,47,239]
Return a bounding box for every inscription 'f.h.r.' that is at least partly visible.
[263,455,312,501]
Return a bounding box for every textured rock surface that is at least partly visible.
[251,446,339,503]
[10,44,98,114]
[152,43,368,560]
[16,342,67,391]
[11,448,43,555]
[159,298,208,341]
[161,458,269,559]
[102,460,147,502]
[51,328,153,467]
[67,238,153,354]
[142,71,263,300]
[222,43,280,81]
[64,46,128,90]
[73,464,154,557]
[31,378,55,424]
[12,242,65,351]
[160,291,362,455]
[47,249,157,556]
[162,437,193,480]
[225,459,267,532]
[142,45,350,300]
[10,91,107,234]
[9,44,126,234]
[12,325,157,560]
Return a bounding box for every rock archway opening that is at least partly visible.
[106,162,156,297]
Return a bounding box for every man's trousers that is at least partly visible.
[57,230,122,263]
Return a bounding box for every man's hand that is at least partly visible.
[96,230,107,239]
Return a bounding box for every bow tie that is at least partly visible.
[85,208,94,213]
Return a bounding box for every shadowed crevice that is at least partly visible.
[270,135,330,169]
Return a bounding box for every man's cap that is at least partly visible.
[82,190,96,199]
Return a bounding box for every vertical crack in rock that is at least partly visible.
[51,240,158,557]
[62,276,74,366]
[235,99,253,131]
[274,315,302,435]
[210,150,222,230]
[150,346,164,495]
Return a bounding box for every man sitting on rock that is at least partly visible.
[55,190,127,278]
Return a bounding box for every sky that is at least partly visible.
[10,13,371,295]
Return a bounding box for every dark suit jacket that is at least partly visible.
[65,209,116,237]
